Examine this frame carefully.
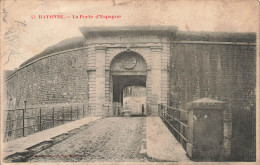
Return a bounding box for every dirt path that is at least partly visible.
[28,117,145,162]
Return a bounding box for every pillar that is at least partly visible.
[149,46,162,116]
[186,98,225,161]
[223,103,232,160]
[95,46,106,116]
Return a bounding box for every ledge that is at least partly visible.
[187,98,225,110]
[79,26,178,38]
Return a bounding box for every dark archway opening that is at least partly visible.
[112,75,146,103]
[110,51,147,116]
[112,75,146,116]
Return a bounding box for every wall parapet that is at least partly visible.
[5,47,88,82]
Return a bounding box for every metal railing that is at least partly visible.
[4,104,88,142]
[158,104,188,149]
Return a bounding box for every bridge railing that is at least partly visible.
[158,104,188,150]
[4,104,89,142]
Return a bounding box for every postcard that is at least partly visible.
[1,0,259,164]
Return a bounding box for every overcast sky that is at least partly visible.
[1,0,259,70]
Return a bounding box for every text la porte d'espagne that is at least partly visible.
[36,14,121,19]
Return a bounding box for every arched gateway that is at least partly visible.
[81,27,177,116]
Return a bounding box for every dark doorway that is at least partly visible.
[110,51,147,117]
[112,75,146,104]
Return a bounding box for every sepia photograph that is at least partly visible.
[1,0,259,164]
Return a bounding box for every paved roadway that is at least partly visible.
[28,117,146,162]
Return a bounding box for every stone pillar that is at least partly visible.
[186,98,225,161]
[223,103,232,160]
[149,46,162,116]
[95,46,106,116]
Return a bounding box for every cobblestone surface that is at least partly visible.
[28,117,145,162]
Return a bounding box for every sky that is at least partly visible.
[1,0,259,70]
